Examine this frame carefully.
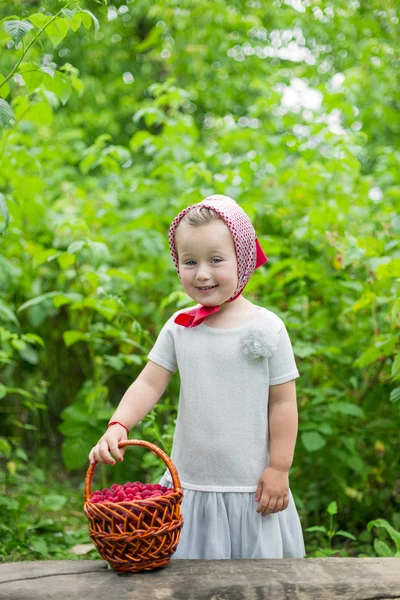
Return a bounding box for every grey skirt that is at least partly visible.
[159,474,306,560]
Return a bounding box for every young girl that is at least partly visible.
[89,194,306,560]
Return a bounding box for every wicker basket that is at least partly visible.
[83,439,184,573]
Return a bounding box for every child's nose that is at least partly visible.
[196,263,211,280]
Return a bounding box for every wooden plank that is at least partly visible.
[0,558,399,600]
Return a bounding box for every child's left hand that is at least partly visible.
[255,467,289,516]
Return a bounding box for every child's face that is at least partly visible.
[175,220,238,307]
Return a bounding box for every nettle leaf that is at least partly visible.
[0,98,13,128]
[4,19,33,43]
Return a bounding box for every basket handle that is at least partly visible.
[84,439,182,502]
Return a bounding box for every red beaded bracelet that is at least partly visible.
[107,421,129,435]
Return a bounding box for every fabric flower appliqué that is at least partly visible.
[241,327,279,360]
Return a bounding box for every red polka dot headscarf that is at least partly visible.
[168,194,268,328]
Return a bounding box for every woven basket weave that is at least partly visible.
[83,439,184,573]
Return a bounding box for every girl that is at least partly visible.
[89,194,306,559]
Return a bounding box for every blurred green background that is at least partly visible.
[0,0,399,561]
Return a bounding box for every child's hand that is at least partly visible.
[255,466,289,516]
[88,424,128,466]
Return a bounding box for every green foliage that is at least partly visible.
[367,518,400,558]
[305,501,357,557]
[0,445,99,561]
[305,502,400,558]
[0,0,399,560]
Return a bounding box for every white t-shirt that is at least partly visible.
[147,305,300,492]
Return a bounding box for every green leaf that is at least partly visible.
[19,345,39,365]
[52,294,79,308]
[68,240,86,254]
[328,402,365,418]
[301,431,326,452]
[17,292,60,313]
[368,519,400,551]
[40,494,68,512]
[30,538,48,556]
[376,258,400,279]
[335,530,357,541]
[304,526,326,533]
[129,131,155,152]
[106,269,136,284]
[69,12,84,32]
[0,74,10,99]
[374,539,394,557]
[0,98,13,128]
[62,436,90,470]
[50,71,71,105]
[22,333,45,348]
[28,13,52,30]
[354,344,382,368]
[87,241,110,264]
[79,9,100,31]
[0,192,10,234]
[391,354,400,381]
[45,17,69,48]
[18,62,44,92]
[57,252,76,269]
[104,355,125,371]
[4,19,33,43]
[0,437,11,458]
[63,331,88,347]
[292,341,317,358]
[389,387,400,403]
[327,501,338,516]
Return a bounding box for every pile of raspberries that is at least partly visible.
[90,481,175,503]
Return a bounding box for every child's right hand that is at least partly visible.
[88,424,128,465]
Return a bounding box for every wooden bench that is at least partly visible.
[0,558,399,599]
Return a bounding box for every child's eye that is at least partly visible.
[183,259,222,266]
